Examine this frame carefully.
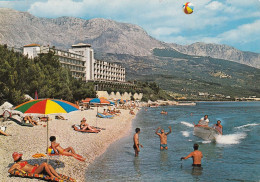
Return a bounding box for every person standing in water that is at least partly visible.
[133,128,143,157]
[181,143,203,167]
[155,126,172,150]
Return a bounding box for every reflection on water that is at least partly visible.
[133,157,141,177]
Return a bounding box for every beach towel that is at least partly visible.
[9,169,76,182]
[97,113,114,118]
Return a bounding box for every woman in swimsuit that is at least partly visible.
[50,136,86,161]
[8,152,61,179]
[80,118,101,133]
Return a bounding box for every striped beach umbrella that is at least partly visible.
[14,98,79,160]
[89,98,111,105]
[14,99,79,114]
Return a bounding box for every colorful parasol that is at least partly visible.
[89,98,111,105]
[14,99,79,114]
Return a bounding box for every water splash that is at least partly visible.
[180,121,194,128]
[235,123,259,129]
[216,133,247,144]
[181,131,190,137]
[202,141,211,144]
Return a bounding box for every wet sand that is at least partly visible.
[0,107,138,181]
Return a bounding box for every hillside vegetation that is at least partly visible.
[96,49,260,99]
[0,45,96,105]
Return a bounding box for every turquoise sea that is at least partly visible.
[85,102,260,182]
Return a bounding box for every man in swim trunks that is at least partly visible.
[181,143,203,167]
[133,128,143,157]
[50,136,86,161]
[198,115,209,126]
[155,126,172,150]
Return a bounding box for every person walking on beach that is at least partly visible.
[133,128,143,157]
[198,115,209,126]
[155,126,172,150]
[181,143,203,167]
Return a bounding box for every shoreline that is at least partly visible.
[0,107,139,182]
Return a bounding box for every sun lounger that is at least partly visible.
[97,113,114,118]
[9,169,76,182]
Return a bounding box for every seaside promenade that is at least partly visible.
[0,107,138,181]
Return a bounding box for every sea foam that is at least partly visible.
[181,131,190,137]
[180,121,194,128]
[216,133,247,145]
[235,123,259,129]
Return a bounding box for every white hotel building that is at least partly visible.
[23,43,126,83]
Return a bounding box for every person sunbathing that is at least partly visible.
[0,128,11,136]
[129,110,135,115]
[49,136,86,161]
[103,109,109,115]
[55,115,66,120]
[8,152,61,179]
[79,118,101,133]
[23,116,38,126]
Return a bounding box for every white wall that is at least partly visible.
[96,91,143,100]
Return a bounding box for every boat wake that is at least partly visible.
[180,121,194,128]
[234,123,259,129]
[181,131,190,137]
[215,133,247,145]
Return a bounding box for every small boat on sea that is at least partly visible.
[193,125,221,141]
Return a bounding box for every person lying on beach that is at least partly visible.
[155,126,172,150]
[39,116,50,122]
[129,110,135,115]
[23,116,38,126]
[133,128,143,157]
[80,118,101,132]
[214,120,223,134]
[181,143,203,167]
[0,127,11,136]
[8,152,61,179]
[55,115,66,120]
[49,136,86,161]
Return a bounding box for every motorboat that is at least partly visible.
[193,125,221,141]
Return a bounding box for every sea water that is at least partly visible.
[85,102,260,182]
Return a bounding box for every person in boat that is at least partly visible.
[198,115,209,126]
[79,118,101,133]
[181,143,203,167]
[155,126,172,150]
[214,120,223,134]
[8,152,61,179]
[133,128,143,157]
[49,136,86,161]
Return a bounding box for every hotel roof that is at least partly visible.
[23,43,40,47]
[71,43,91,48]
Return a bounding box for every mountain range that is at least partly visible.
[0,8,259,98]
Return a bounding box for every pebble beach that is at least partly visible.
[0,107,138,182]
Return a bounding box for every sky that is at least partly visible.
[0,0,260,53]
